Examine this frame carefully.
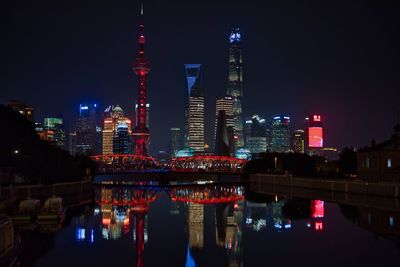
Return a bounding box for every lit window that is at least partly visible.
[387,158,392,168]
[365,158,370,168]
[389,216,395,227]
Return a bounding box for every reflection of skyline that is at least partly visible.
[188,203,204,249]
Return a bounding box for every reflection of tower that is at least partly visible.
[132,204,148,267]
[132,5,151,156]
[215,201,244,267]
[188,203,204,249]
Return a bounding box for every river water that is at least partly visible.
[15,180,400,267]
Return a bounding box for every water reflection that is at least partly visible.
[13,180,400,267]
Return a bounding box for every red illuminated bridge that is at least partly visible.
[91,154,161,173]
[168,155,247,174]
[169,185,245,204]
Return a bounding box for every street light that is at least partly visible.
[13,150,19,155]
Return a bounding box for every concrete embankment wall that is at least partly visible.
[0,179,93,209]
[248,174,400,211]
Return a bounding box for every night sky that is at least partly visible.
[1,0,399,155]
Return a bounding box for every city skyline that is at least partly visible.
[1,1,399,154]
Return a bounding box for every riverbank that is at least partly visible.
[0,179,93,211]
[248,173,399,211]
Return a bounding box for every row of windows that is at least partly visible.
[365,158,393,168]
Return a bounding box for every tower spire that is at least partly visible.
[132,3,151,156]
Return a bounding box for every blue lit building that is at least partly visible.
[271,116,291,153]
[113,122,132,154]
[75,103,99,155]
[245,115,267,154]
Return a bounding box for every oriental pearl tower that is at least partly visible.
[132,4,150,156]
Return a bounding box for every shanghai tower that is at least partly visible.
[227,28,244,148]
[132,5,150,156]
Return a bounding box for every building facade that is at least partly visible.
[169,127,182,158]
[214,96,234,149]
[305,114,324,154]
[44,116,65,149]
[357,125,400,182]
[75,103,98,155]
[113,122,132,154]
[227,28,244,149]
[184,64,204,152]
[291,129,305,153]
[245,115,267,154]
[102,105,132,155]
[271,116,291,153]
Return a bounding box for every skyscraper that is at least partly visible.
[214,96,234,148]
[245,115,267,154]
[132,5,150,156]
[184,64,204,152]
[291,129,305,153]
[169,127,182,158]
[75,103,98,155]
[113,122,132,154]
[271,116,291,153]
[227,28,244,149]
[305,115,324,154]
[44,116,65,149]
[102,105,132,155]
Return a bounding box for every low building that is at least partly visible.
[357,124,400,183]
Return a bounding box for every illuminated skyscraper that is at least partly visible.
[169,127,182,157]
[75,103,98,155]
[102,105,132,155]
[132,6,150,156]
[44,116,65,149]
[214,96,234,148]
[271,116,291,153]
[305,115,324,154]
[245,115,267,154]
[291,129,305,153]
[227,28,244,149]
[113,122,132,154]
[184,64,204,152]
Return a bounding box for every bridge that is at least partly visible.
[91,154,247,174]
[168,155,247,174]
[90,154,161,173]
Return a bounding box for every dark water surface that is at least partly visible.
[17,181,400,267]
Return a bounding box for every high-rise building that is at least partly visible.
[102,105,132,155]
[215,110,232,156]
[214,96,234,148]
[69,131,77,156]
[184,64,204,152]
[113,122,133,154]
[245,115,267,154]
[44,116,65,149]
[227,28,244,149]
[75,103,98,155]
[271,116,291,153]
[7,99,34,122]
[188,95,205,152]
[305,115,324,153]
[132,6,151,156]
[169,128,182,158]
[291,129,305,153]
